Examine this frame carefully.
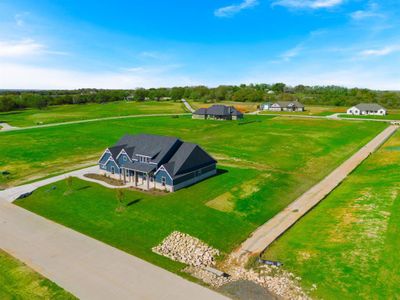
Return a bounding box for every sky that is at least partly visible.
[0,0,399,90]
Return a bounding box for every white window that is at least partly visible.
[161,176,166,186]
[111,166,115,174]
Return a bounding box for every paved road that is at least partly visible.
[181,99,195,113]
[0,122,18,131]
[0,166,99,202]
[0,113,191,132]
[232,125,399,261]
[0,199,227,300]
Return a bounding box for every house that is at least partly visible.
[347,103,387,116]
[98,134,217,192]
[192,105,243,120]
[260,101,304,112]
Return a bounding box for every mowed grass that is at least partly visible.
[0,115,385,192]
[259,105,347,116]
[0,100,187,127]
[262,131,400,299]
[11,115,387,279]
[0,249,76,300]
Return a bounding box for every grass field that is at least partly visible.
[259,105,347,116]
[262,131,400,299]
[0,101,187,127]
[0,115,385,189]
[12,115,387,279]
[0,249,76,300]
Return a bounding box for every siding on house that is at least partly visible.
[117,153,130,165]
[105,159,120,174]
[99,152,111,164]
[154,169,173,186]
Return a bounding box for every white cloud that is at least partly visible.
[214,0,259,17]
[0,63,198,89]
[272,0,343,9]
[0,39,45,57]
[350,2,383,20]
[360,45,400,57]
[0,39,68,58]
[280,44,304,61]
[14,12,30,27]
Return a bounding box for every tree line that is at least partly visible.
[1,83,399,112]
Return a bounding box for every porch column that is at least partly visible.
[146,173,149,190]
[134,171,137,186]
[122,168,126,183]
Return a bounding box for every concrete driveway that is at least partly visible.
[0,200,227,300]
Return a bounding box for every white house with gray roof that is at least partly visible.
[347,103,387,116]
[98,134,217,192]
[260,101,304,112]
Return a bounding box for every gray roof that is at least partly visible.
[193,105,243,117]
[121,162,156,173]
[114,134,180,164]
[274,101,304,108]
[163,143,216,176]
[354,103,386,111]
[105,134,217,179]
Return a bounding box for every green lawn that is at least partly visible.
[0,100,187,127]
[339,112,400,120]
[0,249,76,300]
[0,115,385,190]
[262,131,400,299]
[11,115,388,278]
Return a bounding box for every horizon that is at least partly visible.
[0,0,399,90]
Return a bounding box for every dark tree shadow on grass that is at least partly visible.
[76,185,91,191]
[126,198,142,206]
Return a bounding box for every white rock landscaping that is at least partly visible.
[152,231,220,267]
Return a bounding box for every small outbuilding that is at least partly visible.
[192,105,243,120]
[347,103,387,116]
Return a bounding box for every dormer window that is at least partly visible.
[123,156,127,161]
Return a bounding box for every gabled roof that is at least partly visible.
[104,134,217,179]
[354,103,386,111]
[273,101,304,108]
[121,161,157,173]
[193,105,243,117]
[114,134,181,164]
[163,143,217,177]
[108,145,125,160]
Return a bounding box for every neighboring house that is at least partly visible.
[347,103,387,116]
[192,105,244,120]
[260,101,305,112]
[98,134,217,192]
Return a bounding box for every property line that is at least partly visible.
[232,125,399,262]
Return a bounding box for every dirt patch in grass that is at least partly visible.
[84,173,124,186]
[206,192,235,212]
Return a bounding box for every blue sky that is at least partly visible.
[0,0,399,89]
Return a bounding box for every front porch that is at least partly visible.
[121,168,155,190]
